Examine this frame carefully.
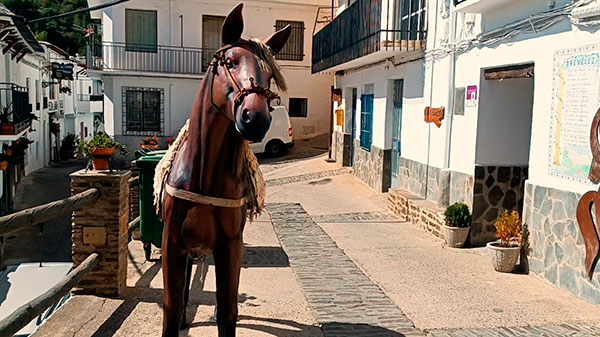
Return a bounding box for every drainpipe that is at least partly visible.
[425,0,441,200]
[444,11,457,170]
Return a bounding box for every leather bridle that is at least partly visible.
[210,40,281,121]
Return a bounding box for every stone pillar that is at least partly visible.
[71,169,131,297]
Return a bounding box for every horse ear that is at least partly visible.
[263,25,292,54]
[222,3,244,45]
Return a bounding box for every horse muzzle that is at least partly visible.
[234,106,272,142]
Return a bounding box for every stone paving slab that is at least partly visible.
[265,168,352,187]
[267,203,423,336]
[428,323,600,336]
[313,211,400,223]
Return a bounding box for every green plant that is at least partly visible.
[76,132,128,164]
[494,210,522,247]
[444,203,471,228]
[9,137,33,162]
[61,133,77,152]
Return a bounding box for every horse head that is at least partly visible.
[210,3,291,142]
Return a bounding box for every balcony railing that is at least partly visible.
[88,42,215,75]
[312,0,427,73]
[0,83,32,135]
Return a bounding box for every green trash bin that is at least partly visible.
[135,150,167,260]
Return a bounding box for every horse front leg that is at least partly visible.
[181,256,193,329]
[162,237,188,337]
[213,236,243,337]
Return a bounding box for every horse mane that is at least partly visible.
[248,38,287,92]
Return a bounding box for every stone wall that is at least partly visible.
[333,131,352,166]
[524,182,600,306]
[388,189,445,239]
[71,169,130,297]
[395,157,442,203]
[471,165,528,246]
[353,139,391,192]
[449,171,474,209]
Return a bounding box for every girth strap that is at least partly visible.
[165,184,247,208]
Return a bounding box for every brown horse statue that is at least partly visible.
[155,4,291,336]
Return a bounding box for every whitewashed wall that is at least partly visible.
[93,0,333,140]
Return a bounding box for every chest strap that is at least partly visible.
[165,184,247,208]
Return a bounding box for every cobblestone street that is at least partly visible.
[33,153,600,336]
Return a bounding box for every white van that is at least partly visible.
[250,105,294,156]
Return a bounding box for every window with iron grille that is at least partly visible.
[288,98,308,118]
[360,94,374,151]
[125,9,157,52]
[123,87,164,134]
[275,20,304,61]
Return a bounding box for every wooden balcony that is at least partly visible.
[312,0,426,73]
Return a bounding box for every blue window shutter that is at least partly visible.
[360,94,373,151]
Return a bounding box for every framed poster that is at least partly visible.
[466,85,478,107]
[548,43,600,183]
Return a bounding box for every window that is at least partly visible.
[360,88,374,151]
[126,9,157,52]
[288,98,308,118]
[275,20,304,61]
[123,87,163,134]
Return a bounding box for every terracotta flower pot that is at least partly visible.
[0,123,13,135]
[91,147,115,170]
[0,161,8,171]
[442,225,470,248]
[487,241,521,273]
[141,144,159,150]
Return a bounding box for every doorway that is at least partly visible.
[471,64,534,244]
[391,79,404,189]
[202,15,225,70]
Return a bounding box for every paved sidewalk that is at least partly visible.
[267,154,600,335]
[269,203,421,337]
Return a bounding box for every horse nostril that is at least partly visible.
[241,108,251,123]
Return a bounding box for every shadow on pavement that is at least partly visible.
[190,315,410,336]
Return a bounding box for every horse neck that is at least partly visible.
[186,79,242,193]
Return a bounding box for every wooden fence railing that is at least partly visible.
[0,187,103,337]
[0,253,101,337]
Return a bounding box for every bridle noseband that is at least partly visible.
[210,40,281,120]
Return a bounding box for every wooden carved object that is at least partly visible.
[576,189,600,278]
[424,107,445,128]
[576,107,600,278]
[589,107,600,183]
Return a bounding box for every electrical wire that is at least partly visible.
[424,0,597,64]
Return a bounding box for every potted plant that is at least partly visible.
[0,154,10,171]
[167,137,174,148]
[0,104,13,135]
[442,203,471,248]
[59,134,77,160]
[139,136,160,150]
[9,137,34,164]
[488,210,523,273]
[76,132,128,170]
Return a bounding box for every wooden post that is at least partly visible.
[70,169,130,297]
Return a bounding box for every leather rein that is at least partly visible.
[164,40,276,208]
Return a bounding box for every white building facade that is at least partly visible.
[86,0,333,158]
[318,0,600,307]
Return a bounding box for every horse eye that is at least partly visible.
[225,58,234,69]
